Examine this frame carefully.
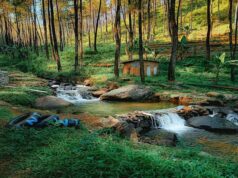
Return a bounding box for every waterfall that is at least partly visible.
[226,113,238,126]
[56,85,99,104]
[152,112,189,134]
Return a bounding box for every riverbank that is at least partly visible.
[0,69,237,177]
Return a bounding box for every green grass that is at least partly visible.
[0,122,237,177]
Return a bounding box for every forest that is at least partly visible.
[0,0,238,177]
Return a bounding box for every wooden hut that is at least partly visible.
[121,60,159,77]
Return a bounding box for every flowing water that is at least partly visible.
[55,84,238,149]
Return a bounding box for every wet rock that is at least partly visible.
[140,129,177,146]
[177,106,209,120]
[107,82,119,91]
[200,98,224,107]
[101,116,120,128]
[84,79,94,86]
[34,96,72,109]
[92,88,108,97]
[100,85,154,101]
[206,92,221,98]
[187,115,238,133]
[114,122,138,142]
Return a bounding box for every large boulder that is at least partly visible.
[100,85,154,101]
[187,116,238,133]
[35,96,72,109]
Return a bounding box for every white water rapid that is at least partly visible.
[151,112,190,134]
[56,85,99,104]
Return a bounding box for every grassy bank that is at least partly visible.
[0,108,237,178]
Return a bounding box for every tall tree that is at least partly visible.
[49,0,62,71]
[114,0,121,78]
[206,0,211,69]
[56,0,64,51]
[41,0,49,59]
[94,0,102,52]
[147,0,151,40]
[79,0,83,67]
[138,0,145,83]
[33,0,38,54]
[74,0,79,71]
[167,0,179,81]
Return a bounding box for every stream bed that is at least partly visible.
[53,83,238,153]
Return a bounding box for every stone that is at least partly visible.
[200,98,224,107]
[114,122,138,142]
[101,116,120,128]
[140,129,177,146]
[84,79,94,86]
[92,88,108,97]
[187,116,238,133]
[206,92,221,98]
[107,82,119,91]
[34,96,72,109]
[100,85,154,101]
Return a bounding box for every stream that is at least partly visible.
[53,83,238,150]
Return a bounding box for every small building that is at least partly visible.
[121,60,159,77]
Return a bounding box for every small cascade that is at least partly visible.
[56,85,99,104]
[152,112,189,134]
[226,113,238,126]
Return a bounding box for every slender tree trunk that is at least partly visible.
[114,0,121,78]
[94,0,102,52]
[74,0,79,71]
[168,0,178,81]
[229,0,234,81]
[87,17,91,48]
[138,0,145,83]
[232,2,238,81]
[48,0,54,57]
[33,0,38,54]
[56,0,64,51]
[128,0,134,60]
[49,0,62,71]
[147,0,151,40]
[190,0,193,30]
[42,0,49,59]
[206,0,211,69]
[79,0,83,67]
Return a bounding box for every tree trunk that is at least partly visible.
[138,0,145,83]
[74,0,79,71]
[56,0,64,51]
[33,0,38,54]
[94,0,102,52]
[147,0,151,41]
[167,0,178,81]
[206,0,211,69]
[114,0,121,78]
[42,0,49,59]
[79,0,83,67]
[49,0,62,71]
[128,0,134,60]
[231,2,238,81]
[48,0,54,57]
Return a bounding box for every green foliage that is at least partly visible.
[211,52,226,83]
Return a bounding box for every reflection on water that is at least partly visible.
[63,101,176,117]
